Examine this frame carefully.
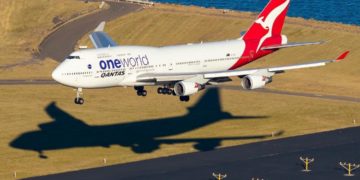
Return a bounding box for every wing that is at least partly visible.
[261,41,324,51]
[89,21,118,48]
[204,51,349,79]
[137,51,349,83]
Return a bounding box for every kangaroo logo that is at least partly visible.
[255,17,269,30]
[255,0,290,52]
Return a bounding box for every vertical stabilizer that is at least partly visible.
[243,0,290,40]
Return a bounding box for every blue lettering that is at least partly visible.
[114,59,122,68]
[99,60,107,70]
[106,60,115,69]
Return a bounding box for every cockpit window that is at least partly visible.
[67,56,80,59]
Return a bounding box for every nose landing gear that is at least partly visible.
[74,88,84,105]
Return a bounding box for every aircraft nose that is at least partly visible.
[51,67,61,82]
[51,68,59,81]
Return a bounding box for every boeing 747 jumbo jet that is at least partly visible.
[52,0,349,105]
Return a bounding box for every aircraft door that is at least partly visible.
[168,62,173,71]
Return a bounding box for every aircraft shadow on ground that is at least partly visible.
[10,88,281,159]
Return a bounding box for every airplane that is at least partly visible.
[10,88,281,158]
[51,0,349,105]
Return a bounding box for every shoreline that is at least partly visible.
[151,0,360,26]
[151,3,360,34]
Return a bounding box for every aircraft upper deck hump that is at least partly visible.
[242,0,290,40]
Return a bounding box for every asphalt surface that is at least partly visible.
[27,125,360,180]
[0,79,56,85]
[38,1,142,61]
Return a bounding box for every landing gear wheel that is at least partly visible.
[137,91,142,96]
[74,98,84,105]
[78,98,84,104]
[74,88,84,105]
[157,88,163,94]
[158,87,175,96]
[179,96,190,102]
[134,86,144,91]
[184,96,189,102]
[162,88,169,95]
[135,86,147,97]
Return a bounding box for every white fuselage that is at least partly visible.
[52,39,246,88]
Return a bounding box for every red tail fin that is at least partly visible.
[243,0,290,41]
[229,0,290,70]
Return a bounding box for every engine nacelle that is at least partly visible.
[241,75,272,90]
[174,81,204,96]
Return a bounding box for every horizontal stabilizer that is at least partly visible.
[94,21,105,32]
[89,21,118,48]
[261,41,324,50]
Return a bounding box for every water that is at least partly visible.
[153,0,360,26]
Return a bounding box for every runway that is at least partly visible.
[27,125,360,180]
[0,79,56,85]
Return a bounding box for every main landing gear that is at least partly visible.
[157,87,175,96]
[135,86,147,97]
[179,96,190,102]
[74,88,84,105]
[157,87,189,102]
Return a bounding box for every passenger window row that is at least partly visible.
[64,72,92,75]
[66,56,80,59]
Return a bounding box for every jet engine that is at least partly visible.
[174,81,204,96]
[241,75,272,90]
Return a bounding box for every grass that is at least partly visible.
[0,0,101,66]
[0,1,359,179]
[0,85,359,179]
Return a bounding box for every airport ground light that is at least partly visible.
[212,172,227,180]
[299,157,315,172]
[339,162,360,176]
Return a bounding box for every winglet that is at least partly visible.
[94,21,106,32]
[336,51,350,61]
